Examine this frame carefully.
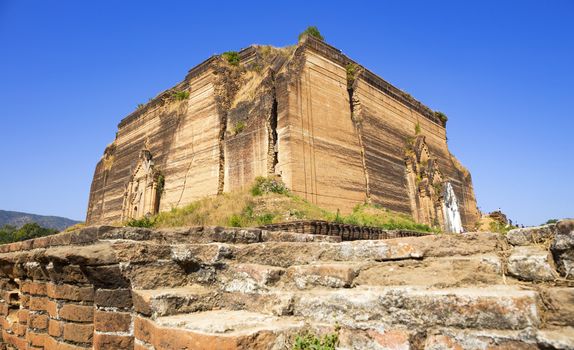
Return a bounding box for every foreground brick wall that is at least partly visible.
[1,222,574,349]
[0,227,135,350]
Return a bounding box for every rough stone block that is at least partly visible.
[507,225,556,246]
[507,246,558,281]
[551,219,574,279]
[293,286,540,330]
[286,263,359,289]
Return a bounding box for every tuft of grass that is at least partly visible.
[126,216,155,228]
[222,51,240,66]
[251,176,288,196]
[293,331,338,350]
[415,122,421,135]
[434,111,448,126]
[172,90,190,101]
[346,63,358,88]
[233,121,246,135]
[298,26,325,41]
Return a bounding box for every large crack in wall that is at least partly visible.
[213,60,243,195]
[347,67,371,203]
[267,73,279,175]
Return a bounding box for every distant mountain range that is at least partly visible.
[0,210,81,231]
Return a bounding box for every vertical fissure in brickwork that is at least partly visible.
[347,68,371,202]
[218,112,227,194]
[268,74,279,174]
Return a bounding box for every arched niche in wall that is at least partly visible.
[122,149,163,221]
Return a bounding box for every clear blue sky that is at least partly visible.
[0,1,572,225]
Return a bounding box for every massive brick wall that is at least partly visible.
[86,35,479,230]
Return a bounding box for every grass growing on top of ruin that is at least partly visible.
[133,177,434,232]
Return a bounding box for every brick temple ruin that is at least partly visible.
[86,35,480,232]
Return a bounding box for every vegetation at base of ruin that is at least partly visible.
[251,176,289,196]
[328,203,435,233]
[126,216,155,228]
[172,90,190,101]
[0,223,58,244]
[298,26,325,41]
[63,222,86,233]
[292,327,339,350]
[222,51,241,66]
[233,120,246,135]
[128,177,434,232]
[544,219,559,225]
[434,111,448,125]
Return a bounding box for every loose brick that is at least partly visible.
[27,331,47,347]
[63,322,93,343]
[94,288,132,308]
[94,310,131,332]
[59,304,93,322]
[47,283,94,302]
[48,319,63,337]
[29,313,49,330]
[94,333,134,350]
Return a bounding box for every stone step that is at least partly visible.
[283,263,362,289]
[134,310,305,350]
[424,327,574,350]
[354,254,503,288]
[132,283,540,332]
[132,286,215,318]
[290,285,540,331]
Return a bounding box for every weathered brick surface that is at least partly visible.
[94,310,131,332]
[93,333,134,350]
[63,322,94,343]
[27,331,47,347]
[47,283,94,301]
[28,313,49,330]
[29,296,49,311]
[48,319,63,337]
[94,288,132,308]
[59,304,94,322]
[22,281,47,296]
